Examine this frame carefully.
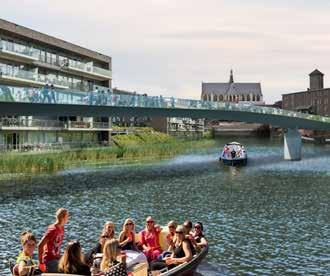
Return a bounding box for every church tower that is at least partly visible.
[229,69,234,83]
[309,69,324,91]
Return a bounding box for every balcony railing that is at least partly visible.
[0,118,112,130]
[0,41,39,60]
[0,68,70,88]
[0,118,64,128]
[65,61,112,79]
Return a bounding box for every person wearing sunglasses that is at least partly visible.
[58,240,90,275]
[150,225,193,273]
[119,218,148,267]
[192,222,208,251]
[119,218,137,251]
[166,220,178,250]
[84,230,111,267]
[139,216,162,262]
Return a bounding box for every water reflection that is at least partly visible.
[0,137,330,274]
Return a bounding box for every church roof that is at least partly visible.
[202,82,262,96]
[309,69,324,76]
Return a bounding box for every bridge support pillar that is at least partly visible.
[284,128,301,161]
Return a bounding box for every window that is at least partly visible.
[214,95,218,101]
[46,52,52,64]
[51,53,57,65]
[40,50,46,62]
[59,55,67,66]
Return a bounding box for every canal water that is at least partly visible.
[0,137,330,275]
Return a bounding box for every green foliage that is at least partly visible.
[0,130,214,175]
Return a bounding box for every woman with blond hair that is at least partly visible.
[103,221,115,239]
[58,240,90,275]
[100,239,127,276]
[119,218,137,251]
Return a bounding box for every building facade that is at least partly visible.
[201,70,264,105]
[0,18,112,150]
[282,69,330,117]
[146,117,205,137]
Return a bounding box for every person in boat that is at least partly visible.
[58,240,90,275]
[100,239,127,276]
[38,208,69,273]
[150,225,193,273]
[183,220,193,237]
[13,231,38,276]
[103,221,116,240]
[223,145,230,158]
[166,220,178,250]
[84,230,111,267]
[140,216,162,262]
[230,149,236,159]
[192,222,208,251]
[119,218,137,251]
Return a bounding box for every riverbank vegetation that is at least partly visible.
[0,129,215,175]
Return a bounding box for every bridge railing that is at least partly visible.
[1,84,330,124]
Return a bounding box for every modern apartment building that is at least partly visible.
[146,117,205,137]
[0,18,112,150]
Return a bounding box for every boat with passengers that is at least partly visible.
[10,230,208,276]
[219,142,247,166]
[23,246,208,276]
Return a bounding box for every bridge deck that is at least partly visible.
[1,84,330,131]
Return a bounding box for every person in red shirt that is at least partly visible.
[140,216,162,262]
[38,208,69,272]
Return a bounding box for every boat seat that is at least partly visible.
[131,262,148,276]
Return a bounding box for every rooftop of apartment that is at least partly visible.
[0,18,111,64]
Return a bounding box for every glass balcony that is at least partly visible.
[64,61,112,80]
[0,41,39,62]
[0,118,64,128]
[0,68,69,89]
[92,66,112,78]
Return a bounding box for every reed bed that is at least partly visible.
[0,131,215,175]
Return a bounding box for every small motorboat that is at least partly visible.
[219,142,247,166]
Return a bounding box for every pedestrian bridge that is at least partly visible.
[1,84,330,160]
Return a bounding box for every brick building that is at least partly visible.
[282,70,330,117]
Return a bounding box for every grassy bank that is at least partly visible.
[0,130,215,175]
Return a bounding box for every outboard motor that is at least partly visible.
[231,150,236,158]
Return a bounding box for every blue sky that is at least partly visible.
[2,0,330,103]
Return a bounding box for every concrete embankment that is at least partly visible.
[212,122,270,137]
